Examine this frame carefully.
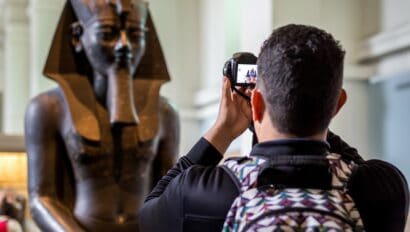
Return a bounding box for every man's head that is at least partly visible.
[252,24,346,138]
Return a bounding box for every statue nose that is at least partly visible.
[115,31,131,57]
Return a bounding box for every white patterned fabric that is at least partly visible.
[222,153,364,232]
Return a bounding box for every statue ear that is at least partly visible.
[70,22,83,53]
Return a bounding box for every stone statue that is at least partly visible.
[24,0,180,231]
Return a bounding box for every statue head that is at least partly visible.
[44,0,170,143]
[70,0,148,78]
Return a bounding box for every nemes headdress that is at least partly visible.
[70,0,148,24]
[44,0,170,143]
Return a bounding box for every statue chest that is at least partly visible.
[64,126,159,158]
[59,97,162,181]
[62,121,161,182]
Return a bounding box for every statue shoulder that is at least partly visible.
[158,96,180,139]
[159,96,179,122]
[25,88,64,128]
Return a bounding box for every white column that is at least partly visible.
[28,0,63,97]
[237,0,273,155]
[0,10,5,132]
[196,0,274,155]
[0,46,3,94]
[238,0,273,54]
[148,0,204,154]
[2,0,30,134]
[197,0,227,99]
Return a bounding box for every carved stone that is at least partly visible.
[25,1,180,231]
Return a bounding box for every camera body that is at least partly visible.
[223,52,258,87]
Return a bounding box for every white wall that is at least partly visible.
[0,0,62,134]
[0,0,404,162]
[359,1,410,229]
[150,0,375,156]
[148,0,273,154]
[0,12,4,94]
[379,0,410,31]
[28,0,63,96]
[148,0,202,154]
[2,0,30,134]
[194,0,274,155]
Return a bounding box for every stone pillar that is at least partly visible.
[28,0,63,97]
[2,0,29,134]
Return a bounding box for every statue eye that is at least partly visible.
[96,26,118,41]
[128,27,147,42]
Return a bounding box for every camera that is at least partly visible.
[222,52,258,145]
[223,52,258,87]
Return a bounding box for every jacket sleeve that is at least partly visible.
[139,138,222,231]
[327,130,364,163]
[349,160,409,231]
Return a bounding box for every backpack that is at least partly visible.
[221,153,365,232]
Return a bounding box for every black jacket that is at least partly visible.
[139,132,409,232]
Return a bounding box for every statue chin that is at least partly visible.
[106,68,140,126]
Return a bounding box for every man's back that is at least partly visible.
[139,133,409,231]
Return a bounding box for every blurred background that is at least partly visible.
[0,0,409,231]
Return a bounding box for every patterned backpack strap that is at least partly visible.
[223,154,358,192]
[327,153,358,190]
[222,157,267,192]
[327,153,365,229]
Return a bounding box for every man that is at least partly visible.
[139,25,409,232]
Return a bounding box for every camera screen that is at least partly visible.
[237,64,257,84]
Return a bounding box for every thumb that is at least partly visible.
[222,77,232,102]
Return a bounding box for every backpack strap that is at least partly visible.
[327,153,358,190]
[222,157,267,192]
[223,153,358,193]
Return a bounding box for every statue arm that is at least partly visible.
[152,98,181,185]
[25,95,85,232]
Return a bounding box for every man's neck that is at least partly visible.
[256,125,327,143]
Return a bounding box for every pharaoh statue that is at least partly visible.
[24,0,180,231]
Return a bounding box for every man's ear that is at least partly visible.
[333,89,347,117]
[71,22,83,53]
[251,89,265,123]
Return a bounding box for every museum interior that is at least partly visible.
[0,0,409,231]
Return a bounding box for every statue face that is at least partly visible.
[79,6,147,77]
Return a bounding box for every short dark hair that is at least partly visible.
[257,24,345,137]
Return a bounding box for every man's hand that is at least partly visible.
[204,77,252,154]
